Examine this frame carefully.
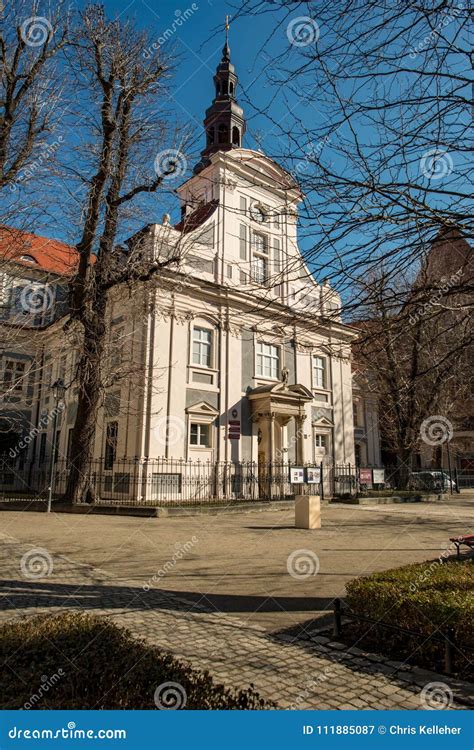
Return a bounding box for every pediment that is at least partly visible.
[185,400,219,417]
[312,416,333,427]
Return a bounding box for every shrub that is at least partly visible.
[345,559,473,679]
[0,612,272,709]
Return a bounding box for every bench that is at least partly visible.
[449,534,474,558]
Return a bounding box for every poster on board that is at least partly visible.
[359,468,373,485]
[290,467,305,484]
[306,467,321,484]
[372,468,385,484]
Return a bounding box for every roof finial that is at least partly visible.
[223,15,231,61]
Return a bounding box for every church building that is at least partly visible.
[0,34,357,503]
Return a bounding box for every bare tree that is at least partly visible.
[0,0,68,196]
[353,233,472,485]
[235,1,473,313]
[62,6,190,503]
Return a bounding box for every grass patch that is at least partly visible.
[344,559,473,680]
[0,612,272,709]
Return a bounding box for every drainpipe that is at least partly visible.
[165,303,175,459]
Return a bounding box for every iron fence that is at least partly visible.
[0,458,322,506]
[1,457,471,506]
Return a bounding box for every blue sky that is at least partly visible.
[25,0,318,238]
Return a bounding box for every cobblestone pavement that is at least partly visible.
[0,534,472,710]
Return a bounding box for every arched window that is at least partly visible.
[218,123,229,144]
[229,82,234,96]
[232,127,240,147]
[206,127,215,146]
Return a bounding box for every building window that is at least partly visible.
[189,423,210,447]
[312,356,326,389]
[104,421,118,469]
[251,231,268,255]
[39,433,47,463]
[3,360,25,392]
[251,255,267,284]
[353,402,359,426]
[227,264,233,279]
[315,434,326,449]
[192,327,212,368]
[218,123,229,143]
[256,342,280,379]
[111,327,124,368]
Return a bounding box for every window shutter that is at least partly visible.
[239,224,247,260]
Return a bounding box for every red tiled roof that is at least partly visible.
[174,200,218,233]
[0,226,80,276]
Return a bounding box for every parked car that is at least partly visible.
[408,471,457,493]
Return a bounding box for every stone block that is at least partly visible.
[295,495,321,529]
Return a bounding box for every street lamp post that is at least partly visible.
[47,378,66,513]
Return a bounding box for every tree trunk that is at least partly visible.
[64,298,106,504]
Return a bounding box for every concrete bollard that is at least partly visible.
[295,494,321,529]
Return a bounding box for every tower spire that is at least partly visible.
[193,18,246,173]
[223,15,230,61]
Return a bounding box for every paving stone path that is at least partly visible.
[0,535,472,710]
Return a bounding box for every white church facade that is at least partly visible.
[0,37,357,503]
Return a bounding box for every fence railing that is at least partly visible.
[0,458,323,506]
[332,598,457,675]
[1,457,471,506]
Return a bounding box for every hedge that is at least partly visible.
[0,612,271,709]
[345,559,473,679]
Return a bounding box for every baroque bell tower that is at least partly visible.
[194,17,246,174]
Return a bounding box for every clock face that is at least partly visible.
[250,204,266,223]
